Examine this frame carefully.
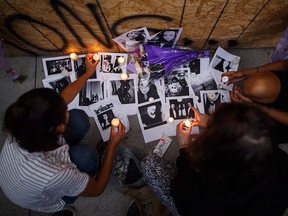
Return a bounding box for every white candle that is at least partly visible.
[184,119,191,128]
[118,56,125,64]
[70,53,78,60]
[93,54,99,61]
[168,117,174,123]
[111,118,120,127]
[221,76,229,83]
[121,73,128,80]
[149,97,154,102]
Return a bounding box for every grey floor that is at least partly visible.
[1,48,288,216]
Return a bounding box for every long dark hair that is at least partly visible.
[3,88,67,152]
[190,103,277,189]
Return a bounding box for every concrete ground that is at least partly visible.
[1,48,288,216]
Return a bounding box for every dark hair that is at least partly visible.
[3,88,67,152]
[189,103,277,189]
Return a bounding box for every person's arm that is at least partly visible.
[80,122,126,197]
[60,54,99,105]
[254,103,288,125]
[223,59,288,84]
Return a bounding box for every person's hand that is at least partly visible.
[109,121,126,147]
[222,71,246,85]
[191,106,209,129]
[85,53,99,76]
[176,121,192,149]
[231,85,253,106]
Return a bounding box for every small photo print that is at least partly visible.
[147,28,183,48]
[97,110,115,131]
[42,56,73,78]
[98,52,128,74]
[110,79,136,104]
[90,101,116,141]
[137,73,160,104]
[79,80,103,106]
[113,27,150,52]
[168,97,195,120]
[201,90,231,114]
[164,68,190,97]
[74,54,96,79]
[138,101,167,130]
[210,47,240,73]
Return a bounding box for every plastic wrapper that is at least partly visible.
[145,44,210,79]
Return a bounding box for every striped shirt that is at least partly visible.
[0,136,89,213]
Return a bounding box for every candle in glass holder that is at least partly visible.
[93,54,99,61]
[184,119,191,128]
[121,73,128,80]
[70,53,78,60]
[118,56,125,64]
[111,118,120,127]
[221,76,229,83]
[168,117,174,123]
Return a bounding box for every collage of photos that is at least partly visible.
[42,26,240,143]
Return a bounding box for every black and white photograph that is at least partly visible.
[138,100,167,130]
[79,80,103,106]
[137,72,160,104]
[110,79,135,104]
[147,28,183,48]
[42,73,77,110]
[168,97,195,120]
[200,90,231,114]
[183,58,217,103]
[112,27,150,52]
[89,100,116,142]
[97,110,115,131]
[96,52,128,79]
[42,55,73,78]
[74,54,96,79]
[164,68,190,97]
[209,47,241,91]
[107,77,138,115]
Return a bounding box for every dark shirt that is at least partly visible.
[171,148,288,216]
[259,72,288,143]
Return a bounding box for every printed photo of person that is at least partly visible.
[74,55,96,79]
[138,101,166,130]
[164,69,190,97]
[148,28,183,48]
[79,80,103,106]
[112,27,150,52]
[97,110,115,131]
[44,57,72,77]
[168,98,195,120]
[48,76,71,93]
[100,54,113,73]
[137,72,160,104]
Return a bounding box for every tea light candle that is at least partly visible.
[149,97,154,102]
[111,118,120,127]
[168,117,174,123]
[121,73,128,80]
[93,54,99,61]
[118,56,125,64]
[221,76,229,83]
[184,119,191,128]
[70,53,78,60]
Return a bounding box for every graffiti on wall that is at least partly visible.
[4,0,198,55]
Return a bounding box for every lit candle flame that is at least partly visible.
[121,73,128,80]
[70,53,78,60]
[111,118,120,127]
[184,119,191,128]
[118,56,125,64]
[93,54,99,61]
[168,117,174,123]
